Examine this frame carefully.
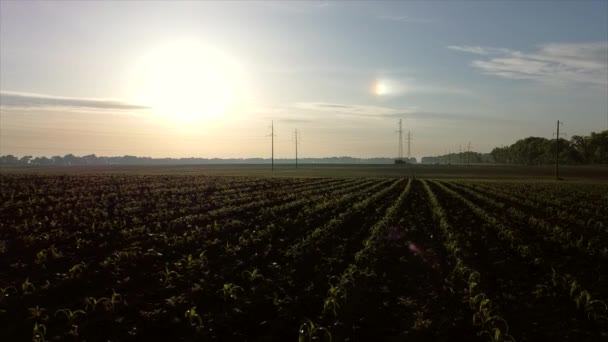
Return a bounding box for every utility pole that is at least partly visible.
[467,141,472,166]
[554,120,565,180]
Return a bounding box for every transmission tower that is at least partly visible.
[268,121,276,171]
[396,119,403,161]
[294,129,300,169]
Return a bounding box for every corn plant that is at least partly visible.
[28,306,48,321]
[298,319,332,342]
[0,286,17,301]
[184,306,204,332]
[323,279,343,317]
[218,283,243,301]
[34,249,48,265]
[158,265,179,286]
[22,278,36,294]
[32,322,47,342]
[68,262,87,279]
[55,309,86,325]
[105,289,123,311]
[84,297,110,312]
[242,268,264,282]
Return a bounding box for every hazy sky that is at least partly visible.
[1,1,607,159]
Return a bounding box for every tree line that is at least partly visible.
[0,154,412,166]
[1,130,605,166]
[490,130,607,165]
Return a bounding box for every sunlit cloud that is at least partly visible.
[0,90,148,111]
[449,42,608,87]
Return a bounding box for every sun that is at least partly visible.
[129,40,247,123]
[374,81,388,96]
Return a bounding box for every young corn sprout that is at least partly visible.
[158,265,179,287]
[0,286,17,301]
[84,297,110,312]
[184,306,204,332]
[22,278,36,294]
[68,262,87,279]
[32,322,46,342]
[105,289,123,312]
[28,306,48,321]
[242,268,264,282]
[218,283,243,301]
[54,308,86,325]
[298,319,332,342]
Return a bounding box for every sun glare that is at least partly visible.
[374,82,388,96]
[129,40,248,123]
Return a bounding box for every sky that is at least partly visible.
[1,1,607,160]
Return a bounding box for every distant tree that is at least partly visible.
[51,156,64,165]
[19,155,32,165]
[0,155,19,165]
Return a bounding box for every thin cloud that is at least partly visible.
[293,102,413,117]
[447,46,511,55]
[290,102,514,123]
[377,15,433,24]
[0,91,148,111]
[274,118,314,124]
[448,42,608,87]
[381,111,515,123]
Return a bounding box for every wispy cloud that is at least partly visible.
[377,15,433,24]
[448,42,608,87]
[0,91,148,111]
[259,102,510,123]
[447,46,511,55]
[293,102,412,117]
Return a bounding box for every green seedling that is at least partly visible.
[22,278,36,294]
[218,283,243,300]
[159,265,179,286]
[298,319,332,342]
[68,262,86,279]
[184,306,204,332]
[55,309,86,325]
[84,297,110,312]
[28,306,48,321]
[32,322,46,342]
[242,268,264,282]
[0,286,17,301]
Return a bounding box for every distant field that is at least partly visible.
[0,174,606,341]
[1,163,608,181]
